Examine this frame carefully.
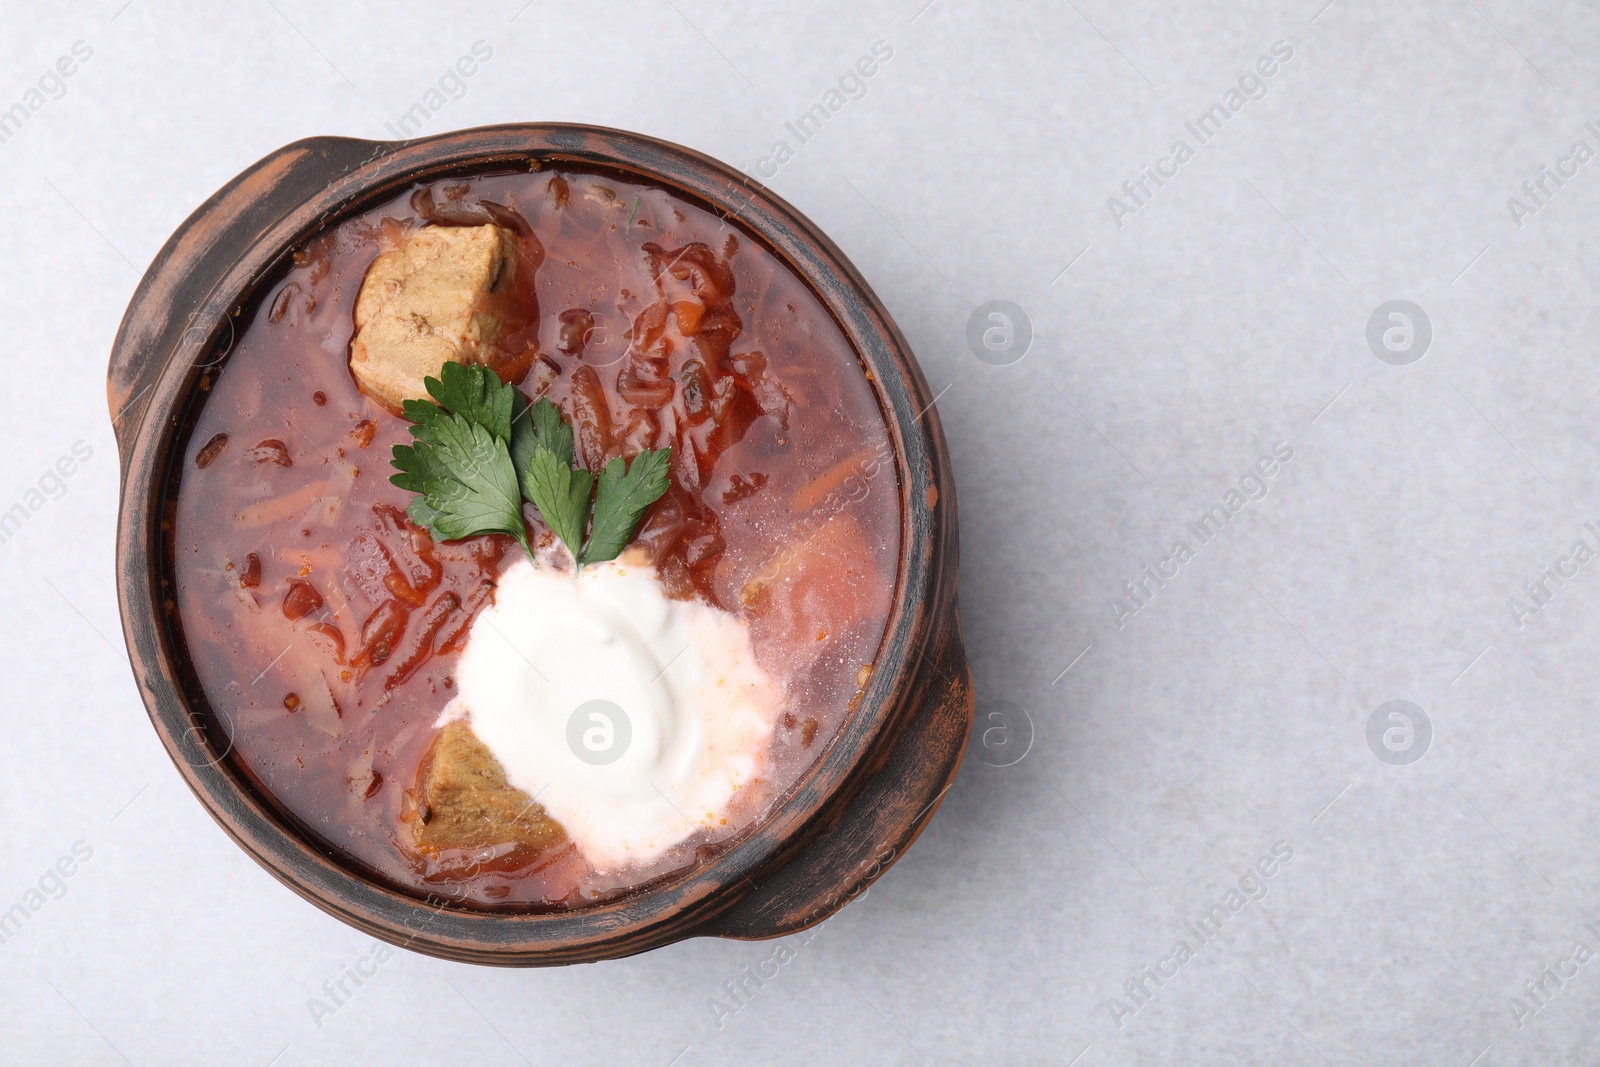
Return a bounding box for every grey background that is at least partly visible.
[2,0,1597,1063]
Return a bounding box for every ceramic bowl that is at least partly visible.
[108,123,971,965]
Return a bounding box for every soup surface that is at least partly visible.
[169,167,900,908]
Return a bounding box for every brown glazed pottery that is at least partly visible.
[107,123,971,965]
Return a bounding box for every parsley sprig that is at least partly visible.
[390,367,529,556]
[389,361,670,567]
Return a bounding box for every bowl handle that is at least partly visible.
[696,608,974,941]
[106,136,390,464]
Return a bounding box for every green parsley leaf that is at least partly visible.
[529,397,576,466]
[425,360,514,442]
[522,447,594,560]
[508,391,538,479]
[581,449,672,565]
[400,361,515,450]
[390,413,530,554]
[510,394,575,487]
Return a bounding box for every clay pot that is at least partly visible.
[108,124,971,965]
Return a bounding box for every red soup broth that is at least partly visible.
[167,168,901,908]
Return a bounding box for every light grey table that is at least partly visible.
[3,2,1598,1063]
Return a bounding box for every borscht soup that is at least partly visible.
[166,166,901,909]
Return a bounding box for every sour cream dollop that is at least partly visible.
[443,555,783,870]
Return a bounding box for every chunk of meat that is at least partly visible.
[412,721,567,863]
[349,224,522,412]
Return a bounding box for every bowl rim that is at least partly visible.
[111,122,955,963]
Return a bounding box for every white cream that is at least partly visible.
[444,555,782,871]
